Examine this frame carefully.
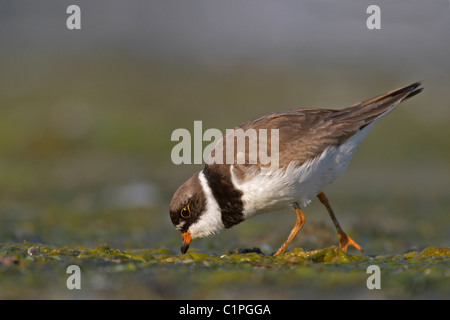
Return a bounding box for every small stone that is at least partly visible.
[27,246,39,256]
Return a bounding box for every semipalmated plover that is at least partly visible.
[170,82,423,255]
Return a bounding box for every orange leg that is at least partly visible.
[317,192,364,253]
[273,202,306,256]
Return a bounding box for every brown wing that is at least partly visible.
[208,82,423,179]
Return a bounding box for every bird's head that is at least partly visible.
[169,171,224,254]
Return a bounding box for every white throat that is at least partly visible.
[188,171,225,239]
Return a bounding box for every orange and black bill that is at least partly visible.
[181,231,191,254]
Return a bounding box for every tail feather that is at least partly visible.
[331,82,423,126]
[402,86,423,101]
[360,81,423,105]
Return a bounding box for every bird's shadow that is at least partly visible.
[227,247,267,255]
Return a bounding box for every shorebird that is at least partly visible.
[169,82,423,255]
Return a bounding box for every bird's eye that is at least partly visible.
[180,204,191,218]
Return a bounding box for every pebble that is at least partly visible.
[27,246,39,256]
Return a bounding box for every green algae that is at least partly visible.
[2,243,448,267]
[1,242,448,299]
[307,246,367,263]
[419,247,450,258]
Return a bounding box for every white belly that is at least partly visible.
[231,125,374,218]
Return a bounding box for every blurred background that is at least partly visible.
[0,0,449,264]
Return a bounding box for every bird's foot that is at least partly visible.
[338,232,364,253]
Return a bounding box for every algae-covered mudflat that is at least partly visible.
[0,243,449,299]
[1,3,450,299]
[0,56,449,299]
[0,57,449,299]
